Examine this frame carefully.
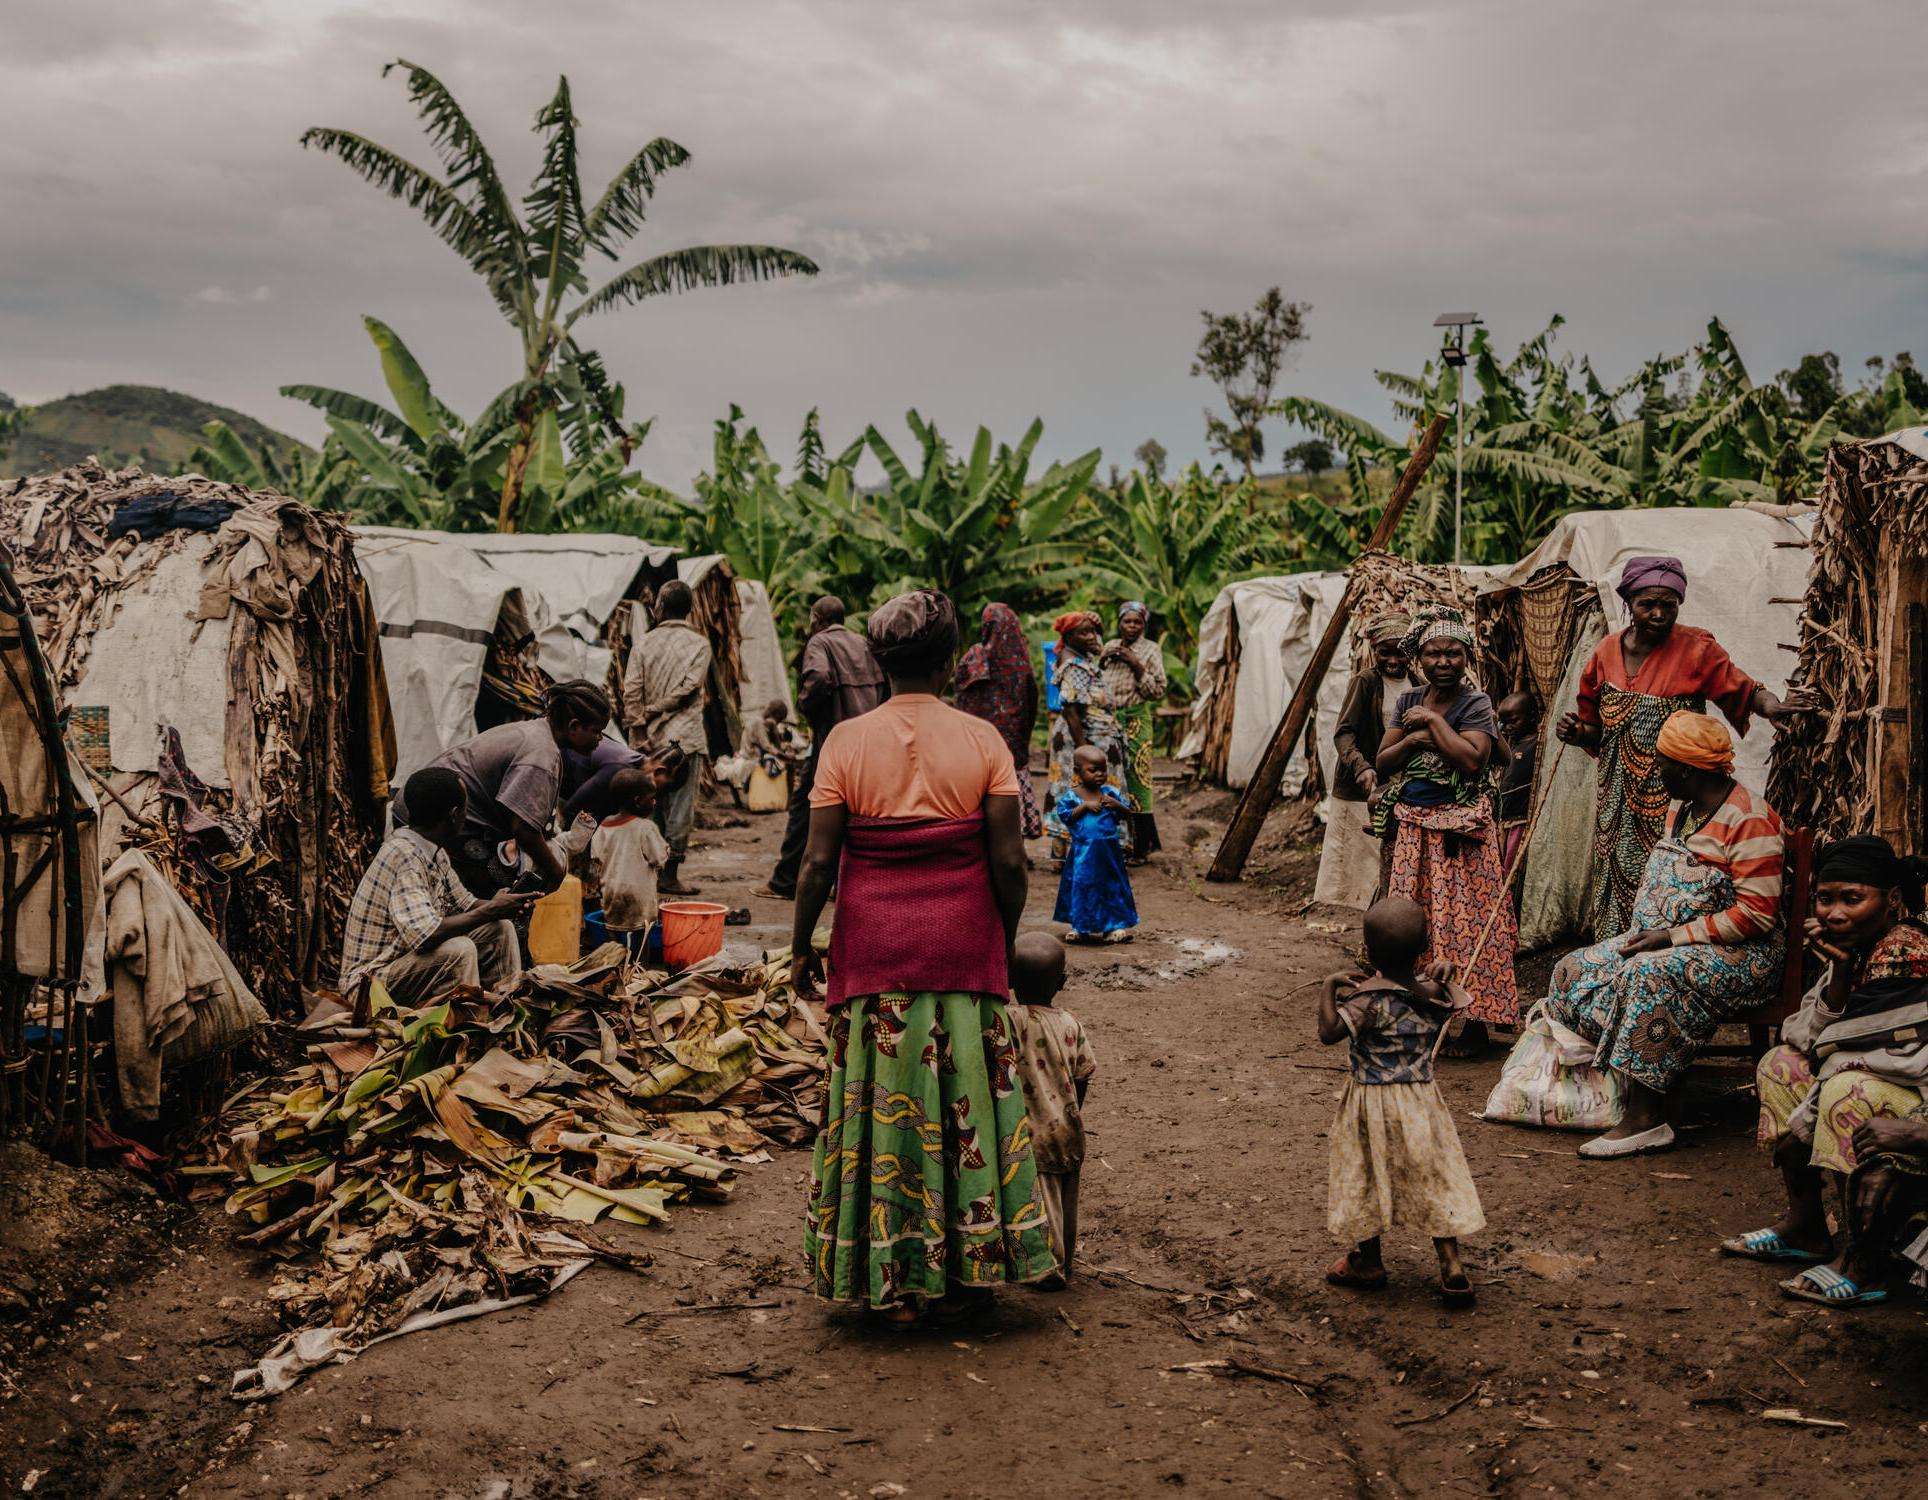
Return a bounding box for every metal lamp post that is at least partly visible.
[1433,312,1482,565]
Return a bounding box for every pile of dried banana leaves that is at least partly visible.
[193,943,825,1363]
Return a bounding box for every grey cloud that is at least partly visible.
[1,0,1923,491]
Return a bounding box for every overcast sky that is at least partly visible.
[3,0,1924,488]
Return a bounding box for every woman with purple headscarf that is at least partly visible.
[1555,555,1796,940]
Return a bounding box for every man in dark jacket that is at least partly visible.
[1313,615,1414,907]
[758,596,889,898]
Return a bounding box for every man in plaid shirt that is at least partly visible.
[340,767,537,1003]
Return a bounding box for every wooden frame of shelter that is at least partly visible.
[1,462,392,1019]
[0,549,98,1155]
[1769,435,1928,850]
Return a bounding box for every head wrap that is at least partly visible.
[1816,835,1912,890]
[1617,555,1687,602]
[1412,613,1476,653]
[955,602,1033,694]
[1054,610,1100,648]
[866,589,960,674]
[1118,601,1149,624]
[1367,614,1413,647]
[1654,710,1733,774]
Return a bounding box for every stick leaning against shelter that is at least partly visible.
[1210,415,1449,882]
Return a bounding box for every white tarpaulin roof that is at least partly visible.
[457,532,676,643]
[351,530,526,782]
[1491,504,1815,944]
[1178,571,1349,794]
[71,545,233,785]
[735,579,793,717]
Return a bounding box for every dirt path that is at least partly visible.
[8,777,1928,1497]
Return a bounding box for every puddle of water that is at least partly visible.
[1088,936,1241,991]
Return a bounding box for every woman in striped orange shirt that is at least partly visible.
[1541,711,1785,1158]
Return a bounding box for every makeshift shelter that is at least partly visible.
[1181,571,1347,794]
[454,531,679,686]
[0,463,392,1019]
[1487,505,1814,946]
[355,529,750,768]
[351,528,551,782]
[1180,556,1496,795]
[0,548,102,1146]
[735,578,794,719]
[1770,432,1928,848]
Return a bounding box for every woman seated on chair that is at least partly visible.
[1722,835,1928,1306]
[1539,711,1785,1159]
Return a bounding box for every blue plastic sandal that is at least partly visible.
[1720,1228,1825,1264]
[1779,1265,1889,1306]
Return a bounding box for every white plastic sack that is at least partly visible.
[1481,1001,1624,1131]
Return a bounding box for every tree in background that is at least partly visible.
[1280,437,1334,475]
[1778,352,1842,424]
[1191,288,1309,478]
[301,59,816,531]
[0,395,26,469]
[1133,437,1168,480]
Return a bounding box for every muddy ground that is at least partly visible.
[6,770,1928,1498]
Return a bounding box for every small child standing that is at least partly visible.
[590,770,671,958]
[1318,895,1484,1306]
[1053,744,1138,944]
[1007,932,1096,1285]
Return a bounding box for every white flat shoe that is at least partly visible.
[1576,1123,1675,1159]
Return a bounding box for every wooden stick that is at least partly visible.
[1430,736,1571,1061]
[1209,415,1449,882]
[1466,736,1572,976]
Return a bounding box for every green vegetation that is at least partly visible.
[1192,287,1311,478]
[1275,317,1925,567]
[0,384,306,480]
[300,59,816,531]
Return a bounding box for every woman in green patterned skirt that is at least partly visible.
[1101,602,1168,860]
[792,589,1059,1324]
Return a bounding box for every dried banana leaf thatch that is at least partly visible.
[0,462,389,1016]
[194,943,827,1346]
[1346,551,1493,678]
[1768,439,1928,841]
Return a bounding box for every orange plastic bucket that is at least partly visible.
[659,900,728,968]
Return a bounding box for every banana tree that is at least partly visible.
[797,412,1101,621]
[1082,465,1295,700]
[277,315,642,528]
[185,421,365,511]
[302,60,817,531]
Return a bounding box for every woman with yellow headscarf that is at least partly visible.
[1535,711,1787,1158]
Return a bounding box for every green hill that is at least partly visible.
[0,384,309,479]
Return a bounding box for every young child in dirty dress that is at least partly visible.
[1318,895,1484,1305]
[1008,932,1096,1286]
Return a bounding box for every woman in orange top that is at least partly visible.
[1555,555,1795,940]
[792,590,1058,1324]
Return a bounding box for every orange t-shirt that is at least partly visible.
[810,694,1021,820]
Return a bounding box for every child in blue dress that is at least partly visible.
[1053,745,1138,944]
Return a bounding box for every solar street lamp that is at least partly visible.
[1434,312,1482,565]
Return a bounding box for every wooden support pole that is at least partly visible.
[1207,414,1450,883]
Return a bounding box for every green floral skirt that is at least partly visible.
[805,991,1060,1309]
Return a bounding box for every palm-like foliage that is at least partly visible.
[225,315,640,529]
[303,60,817,530]
[1270,316,1911,567]
[1082,465,1295,699]
[796,412,1101,621]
